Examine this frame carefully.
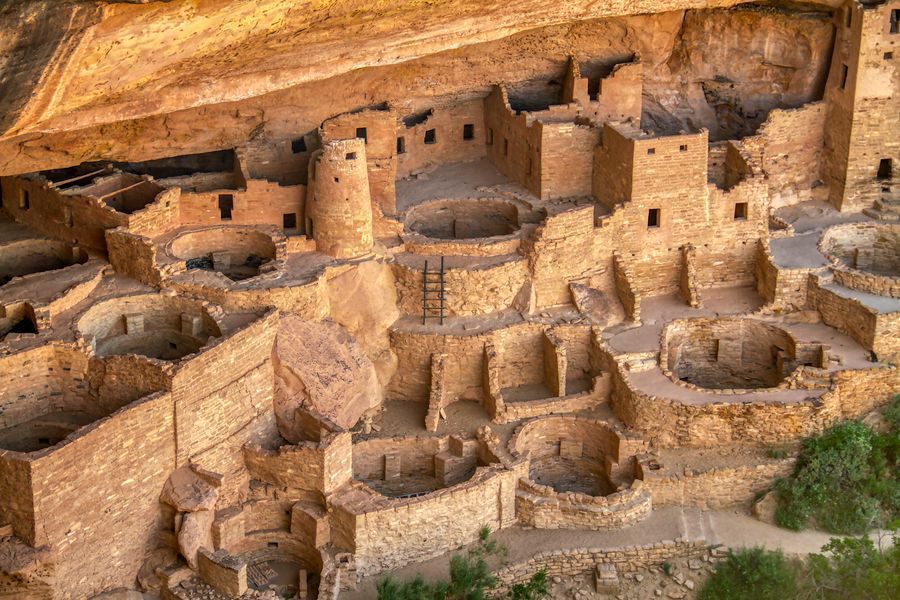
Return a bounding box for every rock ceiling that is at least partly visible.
[0,0,840,175]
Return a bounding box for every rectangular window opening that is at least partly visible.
[345,152,356,160]
[527,157,533,176]
[886,52,895,61]
[647,148,656,155]
[877,158,892,180]
[892,10,900,34]
[840,64,849,89]
[396,136,406,154]
[487,128,494,146]
[424,129,437,145]
[283,213,297,229]
[19,189,29,210]
[356,127,367,143]
[463,123,475,140]
[734,202,748,220]
[647,208,661,228]
[679,144,688,152]
[845,7,852,28]
[291,137,307,154]
[503,138,509,157]
[218,194,233,220]
[64,206,73,227]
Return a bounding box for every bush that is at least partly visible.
[801,534,900,600]
[773,397,900,534]
[700,534,900,600]
[377,528,548,600]
[698,547,801,600]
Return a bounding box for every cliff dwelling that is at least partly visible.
[0,1,898,599]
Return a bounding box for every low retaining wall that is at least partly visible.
[491,539,708,595]
[515,478,652,530]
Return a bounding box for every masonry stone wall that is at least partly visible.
[610,351,899,448]
[491,539,707,594]
[1,176,127,251]
[741,103,827,207]
[27,391,176,599]
[639,457,795,509]
[391,256,528,317]
[306,140,374,259]
[397,101,487,178]
[331,464,523,578]
[822,2,900,211]
[321,107,398,216]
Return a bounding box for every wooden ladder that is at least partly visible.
[422,257,446,325]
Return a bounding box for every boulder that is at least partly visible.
[752,490,779,525]
[178,510,214,570]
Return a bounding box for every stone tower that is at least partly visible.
[305,138,374,259]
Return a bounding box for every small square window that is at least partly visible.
[647,208,661,228]
[424,129,436,145]
[169,342,177,350]
[283,213,297,229]
[356,127,367,143]
[840,64,849,89]
[19,189,29,210]
[487,128,494,145]
[734,202,748,220]
[679,144,688,152]
[291,137,307,153]
[334,176,339,183]
[647,148,656,155]
[885,52,894,61]
[463,123,475,140]
[345,152,357,160]
[397,137,406,154]
[267,542,279,549]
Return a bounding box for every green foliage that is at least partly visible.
[699,531,900,600]
[801,534,900,600]
[882,395,900,431]
[773,409,900,534]
[765,447,788,460]
[661,561,673,576]
[508,568,550,600]
[376,527,543,600]
[698,547,801,600]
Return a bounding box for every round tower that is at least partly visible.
[305,138,374,259]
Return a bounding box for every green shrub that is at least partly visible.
[508,568,550,600]
[801,534,900,600]
[698,547,800,600]
[377,529,546,600]
[773,407,900,534]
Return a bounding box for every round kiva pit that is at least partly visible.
[0,349,166,453]
[352,435,495,498]
[168,226,278,281]
[233,536,322,597]
[76,294,221,360]
[821,222,900,278]
[661,317,813,391]
[511,418,636,496]
[0,239,88,286]
[405,198,520,240]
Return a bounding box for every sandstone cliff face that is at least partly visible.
[0,1,839,174]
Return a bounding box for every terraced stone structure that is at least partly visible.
[0,1,898,598]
